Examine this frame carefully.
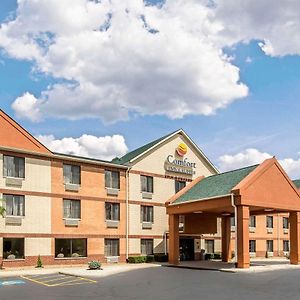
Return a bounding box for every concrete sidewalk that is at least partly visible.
[0,263,161,278]
[167,258,300,273]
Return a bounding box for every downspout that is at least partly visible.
[125,167,131,260]
[231,193,238,264]
[164,231,168,255]
[277,212,280,257]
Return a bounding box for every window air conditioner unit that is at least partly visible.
[65,219,79,227]
[5,177,22,188]
[142,192,152,199]
[65,183,79,192]
[142,222,152,229]
[5,216,22,226]
[106,220,119,228]
[106,256,119,263]
[106,188,119,196]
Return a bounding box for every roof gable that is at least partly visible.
[112,129,218,173]
[0,110,51,154]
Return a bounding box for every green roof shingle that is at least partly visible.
[293,179,300,189]
[111,130,179,165]
[173,164,258,204]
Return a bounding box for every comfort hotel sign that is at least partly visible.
[164,143,196,175]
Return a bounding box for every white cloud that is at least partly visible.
[1,0,248,123]
[213,0,300,56]
[11,92,42,122]
[36,134,128,161]
[219,148,300,179]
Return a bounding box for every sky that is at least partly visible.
[1,0,300,178]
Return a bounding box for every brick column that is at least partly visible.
[236,206,250,268]
[168,214,179,265]
[221,216,232,262]
[290,212,300,265]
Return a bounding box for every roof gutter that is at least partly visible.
[168,193,232,206]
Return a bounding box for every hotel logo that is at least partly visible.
[176,143,187,157]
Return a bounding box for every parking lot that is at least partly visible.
[1,266,300,299]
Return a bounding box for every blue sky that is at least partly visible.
[1,0,300,177]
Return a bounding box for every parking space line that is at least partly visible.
[21,274,97,287]
[20,275,52,287]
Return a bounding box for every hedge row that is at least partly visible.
[127,254,168,263]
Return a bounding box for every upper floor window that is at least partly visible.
[3,194,25,216]
[141,175,153,193]
[175,180,186,193]
[63,164,81,185]
[3,155,25,178]
[105,170,120,189]
[141,205,154,223]
[266,216,273,228]
[230,217,235,227]
[63,199,81,219]
[283,217,289,229]
[249,215,256,227]
[105,202,120,221]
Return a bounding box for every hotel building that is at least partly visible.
[0,109,298,267]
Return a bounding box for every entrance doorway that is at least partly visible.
[179,238,194,261]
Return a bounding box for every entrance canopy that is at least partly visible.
[166,158,300,268]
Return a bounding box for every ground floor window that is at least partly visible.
[55,239,87,258]
[249,240,256,252]
[205,239,214,254]
[3,238,24,259]
[141,239,154,255]
[105,239,119,256]
[249,216,256,227]
[283,240,290,252]
[266,240,274,252]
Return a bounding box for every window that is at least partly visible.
[105,239,119,256]
[63,164,81,185]
[267,240,274,252]
[63,199,81,219]
[141,206,154,223]
[55,239,87,258]
[3,238,24,259]
[3,194,25,216]
[205,240,214,254]
[105,202,120,221]
[141,239,154,255]
[3,155,25,178]
[283,217,289,229]
[249,216,256,227]
[266,216,273,228]
[230,217,235,227]
[249,240,256,253]
[105,170,120,189]
[283,240,290,252]
[175,180,186,193]
[141,175,153,193]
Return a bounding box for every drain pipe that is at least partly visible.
[231,193,238,264]
[125,167,131,260]
[164,231,168,255]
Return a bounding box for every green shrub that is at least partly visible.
[213,253,221,259]
[88,260,102,270]
[36,255,43,268]
[154,253,168,262]
[127,256,147,263]
[205,253,212,260]
[146,255,154,263]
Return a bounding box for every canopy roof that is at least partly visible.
[173,165,258,204]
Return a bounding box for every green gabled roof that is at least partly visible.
[111,130,180,165]
[173,164,258,204]
[293,179,300,189]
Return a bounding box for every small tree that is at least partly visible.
[36,255,43,268]
[0,198,5,218]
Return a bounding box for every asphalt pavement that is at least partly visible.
[1,266,300,300]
